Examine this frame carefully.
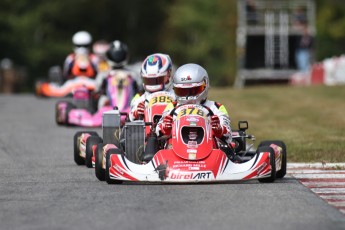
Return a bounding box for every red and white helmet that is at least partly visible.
[140,53,172,93]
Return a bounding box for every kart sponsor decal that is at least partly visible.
[186,117,199,122]
[154,161,169,181]
[188,153,196,160]
[172,161,206,169]
[187,141,198,148]
[181,75,192,81]
[169,171,213,180]
[189,122,197,126]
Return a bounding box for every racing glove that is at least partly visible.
[133,102,145,120]
[161,115,173,136]
[211,115,223,138]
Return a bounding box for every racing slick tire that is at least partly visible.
[258,140,287,179]
[95,143,106,181]
[74,131,99,165]
[105,148,124,184]
[258,146,276,183]
[55,101,69,125]
[74,131,86,165]
[85,136,103,168]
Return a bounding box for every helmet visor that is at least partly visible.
[173,81,206,97]
[142,76,166,86]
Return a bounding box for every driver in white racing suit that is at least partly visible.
[156,63,232,146]
[129,53,175,121]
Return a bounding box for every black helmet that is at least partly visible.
[106,40,129,68]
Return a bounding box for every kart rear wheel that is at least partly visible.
[258,146,276,183]
[85,136,103,168]
[105,148,124,184]
[74,131,86,165]
[55,101,68,125]
[258,140,287,179]
[95,143,106,181]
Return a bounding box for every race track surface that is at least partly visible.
[0,94,345,230]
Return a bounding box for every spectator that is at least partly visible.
[295,24,313,72]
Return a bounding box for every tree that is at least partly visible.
[159,0,237,86]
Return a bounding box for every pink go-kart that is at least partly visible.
[56,70,137,127]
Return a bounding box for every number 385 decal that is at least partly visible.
[149,96,173,106]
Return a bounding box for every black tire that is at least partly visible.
[105,148,124,184]
[55,101,69,125]
[85,136,103,168]
[258,140,287,179]
[95,143,106,181]
[74,131,86,165]
[258,146,276,183]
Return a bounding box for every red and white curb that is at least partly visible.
[288,163,345,214]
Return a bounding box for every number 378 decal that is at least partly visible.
[177,107,206,119]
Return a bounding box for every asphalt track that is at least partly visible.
[1,94,345,230]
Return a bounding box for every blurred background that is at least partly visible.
[1,0,345,92]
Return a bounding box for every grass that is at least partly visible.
[208,84,345,163]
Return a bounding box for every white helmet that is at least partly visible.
[141,53,172,93]
[72,31,92,47]
[173,63,209,104]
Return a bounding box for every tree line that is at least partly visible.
[0,0,344,89]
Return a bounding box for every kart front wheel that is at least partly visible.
[74,131,86,165]
[95,143,106,181]
[85,136,103,168]
[258,140,287,179]
[258,146,276,183]
[105,148,124,184]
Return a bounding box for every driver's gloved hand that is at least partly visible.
[133,102,145,120]
[211,115,223,138]
[161,115,173,136]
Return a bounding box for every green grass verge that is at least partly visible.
[209,85,345,162]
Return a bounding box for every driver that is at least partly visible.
[129,53,175,121]
[62,31,98,81]
[156,63,232,145]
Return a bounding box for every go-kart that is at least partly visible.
[56,70,137,127]
[35,76,97,98]
[73,91,175,171]
[101,104,287,184]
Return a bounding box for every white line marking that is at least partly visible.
[301,182,345,187]
[292,174,345,179]
[319,195,345,200]
[288,163,345,169]
[311,188,345,193]
[288,170,345,174]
